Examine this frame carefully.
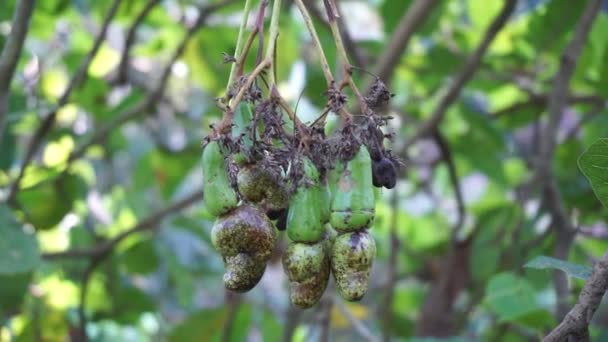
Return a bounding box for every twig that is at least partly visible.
[434,130,465,240]
[381,190,399,342]
[227,0,254,91]
[534,0,602,322]
[401,0,517,151]
[282,306,303,342]
[6,0,123,204]
[115,0,160,84]
[294,0,334,85]
[333,295,379,342]
[42,190,203,260]
[221,292,242,342]
[264,0,282,86]
[543,254,608,341]
[0,0,36,144]
[367,0,438,87]
[491,94,604,118]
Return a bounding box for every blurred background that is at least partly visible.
[1,0,608,341]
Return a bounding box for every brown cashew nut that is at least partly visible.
[211,204,277,292]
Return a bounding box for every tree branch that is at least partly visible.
[0,0,36,143]
[533,0,602,322]
[368,0,438,87]
[42,189,203,260]
[6,0,123,204]
[402,0,517,151]
[544,254,608,342]
[333,295,379,342]
[67,0,233,162]
[115,0,160,84]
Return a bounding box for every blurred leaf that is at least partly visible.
[524,256,592,280]
[484,272,540,322]
[0,205,40,274]
[17,173,86,230]
[0,272,32,315]
[121,238,160,275]
[578,138,608,208]
[169,307,228,342]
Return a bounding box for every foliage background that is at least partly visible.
[1,0,608,341]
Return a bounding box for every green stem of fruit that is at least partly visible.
[226,0,253,93]
[326,9,369,115]
[265,0,283,86]
[294,0,334,86]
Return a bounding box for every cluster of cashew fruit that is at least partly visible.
[203,0,398,308]
[203,102,397,307]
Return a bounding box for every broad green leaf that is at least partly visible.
[0,205,40,274]
[578,138,608,208]
[484,272,539,322]
[524,255,592,280]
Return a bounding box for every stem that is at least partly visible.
[227,0,253,92]
[294,0,334,85]
[326,7,369,114]
[265,0,282,85]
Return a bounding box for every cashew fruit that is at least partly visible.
[211,204,277,292]
[202,140,238,217]
[330,146,375,232]
[286,159,324,243]
[282,240,330,308]
[237,164,289,211]
[331,230,376,301]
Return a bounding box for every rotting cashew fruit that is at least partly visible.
[282,240,330,308]
[211,204,277,292]
[330,145,376,301]
[331,230,376,301]
[237,164,289,211]
[202,140,238,217]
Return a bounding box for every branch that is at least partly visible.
[115,0,160,84]
[6,0,123,204]
[67,0,233,162]
[533,0,602,321]
[42,190,203,260]
[367,0,438,87]
[402,0,517,151]
[491,94,604,118]
[0,0,36,142]
[433,130,465,240]
[544,255,608,342]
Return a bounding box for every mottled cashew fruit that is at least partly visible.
[330,146,375,232]
[202,140,238,217]
[211,204,277,292]
[331,230,376,301]
[282,240,330,308]
[237,165,289,211]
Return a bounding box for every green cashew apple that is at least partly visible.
[202,140,238,217]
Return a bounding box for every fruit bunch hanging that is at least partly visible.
[203,0,399,308]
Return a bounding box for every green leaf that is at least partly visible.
[578,138,608,208]
[0,205,40,275]
[121,238,160,275]
[524,255,592,280]
[484,272,539,322]
[0,272,32,315]
[169,307,228,342]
